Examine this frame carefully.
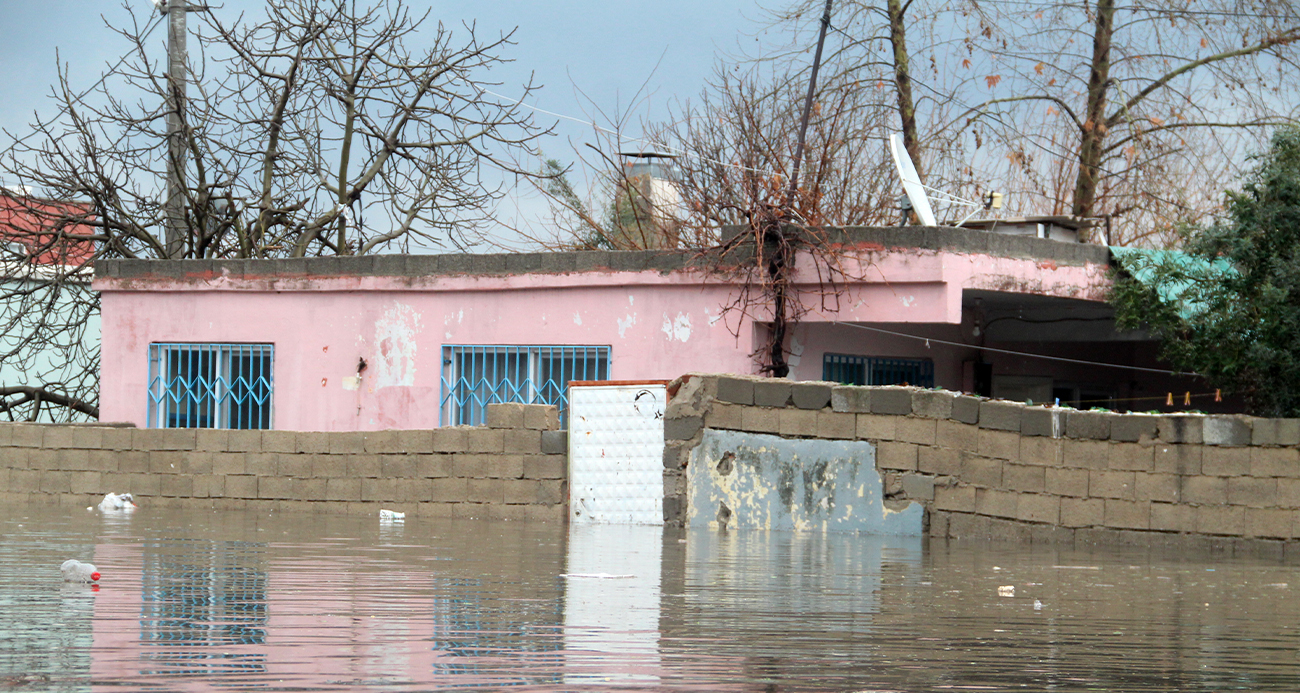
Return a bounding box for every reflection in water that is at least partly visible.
[3,502,1300,691]
[138,539,268,679]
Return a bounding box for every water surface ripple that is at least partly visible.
[2,502,1299,691]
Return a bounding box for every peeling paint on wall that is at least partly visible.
[617,313,637,338]
[661,312,692,342]
[374,302,421,388]
[687,429,922,535]
[573,312,583,325]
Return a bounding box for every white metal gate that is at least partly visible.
[567,382,666,525]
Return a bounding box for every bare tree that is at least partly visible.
[0,0,549,420]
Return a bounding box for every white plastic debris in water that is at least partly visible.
[997,585,1015,597]
[61,559,100,583]
[1034,599,1043,610]
[561,573,635,579]
[379,509,405,521]
[97,493,137,512]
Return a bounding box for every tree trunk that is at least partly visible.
[1071,0,1115,220]
[887,0,922,182]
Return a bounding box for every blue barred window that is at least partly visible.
[440,345,610,426]
[147,344,274,429]
[823,353,934,388]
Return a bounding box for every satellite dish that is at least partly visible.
[889,133,937,227]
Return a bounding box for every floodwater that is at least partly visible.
[4,503,1300,692]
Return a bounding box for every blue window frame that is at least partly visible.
[823,353,934,388]
[147,343,274,429]
[439,345,610,427]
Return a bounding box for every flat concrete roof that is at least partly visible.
[95,225,1112,281]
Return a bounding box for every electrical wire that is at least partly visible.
[830,320,1202,377]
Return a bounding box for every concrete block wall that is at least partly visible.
[0,403,568,520]
[665,373,1300,548]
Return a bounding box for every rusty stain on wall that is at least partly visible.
[687,429,923,535]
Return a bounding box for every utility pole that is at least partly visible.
[163,0,202,258]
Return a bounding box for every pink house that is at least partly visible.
[93,226,1203,432]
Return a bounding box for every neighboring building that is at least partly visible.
[92,226,1207,432]
[0,192,99,422]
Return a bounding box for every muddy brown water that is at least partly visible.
[3,501,1300,691]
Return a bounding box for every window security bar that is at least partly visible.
[439,345,610,427]
[147,343,274,429]
[823,353,935,388]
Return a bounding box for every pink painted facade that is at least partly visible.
[96,228,1171,431]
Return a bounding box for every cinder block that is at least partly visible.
[877,441,918,471]
[778,408,819,437]
[706,402,743,430]
[485,455,525,479]
[975,488,1019,519]
[1150,502,1197,533]
[1017,493,1060,524]
[276,454,311,478]
[1154,444,1201,475]
[1278,478,1300,508]
[211,453,246,476]
[1045,467,1089,497]
[310,454,344,478]
[68,427,104,450]
[360,431,398,454]
[870,387,913,415]
[9,425,43,448]
[416,454,451,479]
[1203,416,1252,446]
[951,396,981,424]
[540,430,568,455]
[816,411,856,440]
[466,428,506,453]
[1104,499,1150,530]
[919,446,961,476]
[936,420,978,452]
[979,401,1022,431]
[1227,476,1277,508]
[1158,416,1204,444]
[960,453,1003,488]
[258,476,296,500]
[1003,464,1045,493]
[69,471,102,495]
[1134,473,1179,503]
[535,479,566,506]
[42,426,75,449]
[146,450,181,474]
[297,431,330,454]
[1109,443,1154,472]
[1019,436,1062,466]
[1203,447,1251,476]
[1196,505,1245,535]
[227,430,262,453]
[226,475,259,499]
[523,455,565,479]
[380,455,417,478]
[101,428,134,451]
[1089,470,1135,500]
[753,380,792,408]
[1251,447,1300,477]
[935,484,976,512]
[831,386,870,413]
[522,405,560,431]
[1066,410,1111,440]
[1181,476,1227,505]
[430,478,469,502]
[504,429,543,453]
[1245,508,1294,539]
[1062,439,1109,469]
[361,477,399,502]
[741,407,781,434]
[467,478,505,504]
[1278,419,1300,446]
[346,454,381,478]
[856,414,898,440]
[716,376,755,405]
[977,430,1019,461]
[791,383,832,410]
[1252,418,1281,446]
[328,432,366,455]
[1111,414,1159,443]
[486,403,527,429]
[1021,408,1064,438]
[901,472,936,500]
[261,430,297,453]
[896,417,937,445]
[393,430,434,454]
[432,428,469,453]
[912,390,955,419]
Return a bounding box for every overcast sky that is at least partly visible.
[0,1,768,246]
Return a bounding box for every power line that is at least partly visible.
[831,320,1201,377]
